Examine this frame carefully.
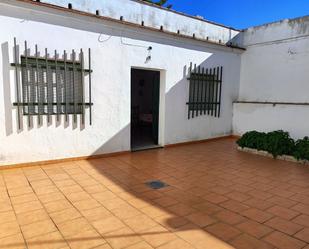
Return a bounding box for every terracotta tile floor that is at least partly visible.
[0,138,309,249]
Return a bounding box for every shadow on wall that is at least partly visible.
[83,48,225,156]
[90,124,131,156]
[1,42,14,136]
[164,54,237,144]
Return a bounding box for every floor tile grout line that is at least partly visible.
[76,159,207,248]
[22,166,72,248]
[290,227,309,244]
[2,171,29,249]
[39,163,116,249]
[0,138,308,249]
[29,165,91,243]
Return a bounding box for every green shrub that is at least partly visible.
[264,130,295,158]
[237,131,266,149]
[255,132,268,151]
[238,130,309,161]
[237,130,295,158]
[293,137,309,161]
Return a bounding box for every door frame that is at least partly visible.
[130,67,166,149]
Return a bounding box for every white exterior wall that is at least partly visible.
[233,104,309,139]
[233,16,309,139]
[41,0,239,44]
[0,1,242,166]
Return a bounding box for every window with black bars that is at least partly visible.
[186,64,223,119]
[21,56,83,115]
[12,38,93,129]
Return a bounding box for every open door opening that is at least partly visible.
[131,69,160,151]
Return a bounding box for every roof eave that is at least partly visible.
[12,0,246,51]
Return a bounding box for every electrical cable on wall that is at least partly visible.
[98,34,112,43]
[246,33,309,47]
[120,28,151,49]
[120,36,151,49]
[96,30,153,62]
[119,29,153,62]
[97,31,151,51]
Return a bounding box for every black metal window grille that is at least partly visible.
[20,56,83,115]
[186,64,223,119]
[12,38,93,129]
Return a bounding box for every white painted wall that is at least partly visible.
[233,103,309,139]
[0,1,242,166]
[41,0,239,44]
[233,16,309,139]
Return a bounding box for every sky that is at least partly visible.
[167,0,309,30]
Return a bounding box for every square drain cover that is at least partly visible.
[145,180,169,189]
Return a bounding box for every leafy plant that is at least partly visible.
[293,137,309,161]
[263,130,295,158]
[142,0,172,8]
[237,130,295,158]
[238,130,309,161]
[236,131,265,149]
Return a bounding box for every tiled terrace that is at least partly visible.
[0,138,309,249]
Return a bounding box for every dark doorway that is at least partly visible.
[131,69,160,151]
